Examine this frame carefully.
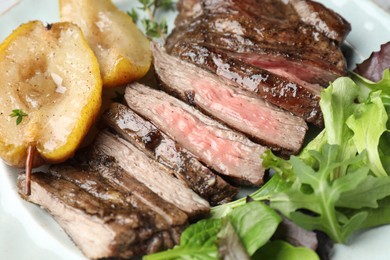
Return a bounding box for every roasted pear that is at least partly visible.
[60,0,152,87]
[0,21,102,193]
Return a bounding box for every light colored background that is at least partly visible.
[0,1,389,260]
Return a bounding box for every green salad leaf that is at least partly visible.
[143,218,221,260]
[228,201,282,255]
[346,91,388,176]
[144,201,286,260]
[252,240,319,260]
[262,72,390,243]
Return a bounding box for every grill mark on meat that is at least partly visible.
[125,83,267,186]
[18,172,186,259]
[152,44,308,154]
[91,130,210,217]
[102,102,238,205]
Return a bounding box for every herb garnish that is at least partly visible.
[128,0,175,39]
[9,109,28,125]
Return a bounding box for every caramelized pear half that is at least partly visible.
[60,0,152,87]
[0,21,102,169]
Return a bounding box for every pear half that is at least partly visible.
[60,0,152,87]
[0,21,102,170]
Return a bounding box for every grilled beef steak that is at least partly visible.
[152,44,308,154]
[18,170,187,259]
[167,0,351,125]
[125,83,267,186]
[90,130,210,218]
[103,102,238,205]
[169,43,323,124]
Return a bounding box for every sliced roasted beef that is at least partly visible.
[171,43,322,125]
[167,0,350,126]
[18,172,186,259]
[167,14,348,83]
[89,130,210,218]
[102,102,238,205]
[125,83,267,186]
[152,44,308,154]
[49,163,188,228]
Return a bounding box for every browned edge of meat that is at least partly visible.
[289,0,351,44]
[125,82,267,186]
[152,43,308,154]
[17,172,187,259]
[102,102,238,205]
[166,11,348,83]
[49,162,188,228]
[90,130,211,218]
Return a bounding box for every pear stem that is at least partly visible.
[25,144,35,195]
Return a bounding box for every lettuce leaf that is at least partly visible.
[143,218,221,260]
[346,91,388,176]
[252,240,319,260]
[144,201,284,260]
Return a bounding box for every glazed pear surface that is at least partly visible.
[60,0,152,87]
[0,21,102,168]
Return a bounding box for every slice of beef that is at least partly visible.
[125,83,267,186]
[167,12,347,85]
[166,0,350,127]
[171,43,322,125]
[18,172,186,259]
[102,102,238,205]
[49,163,187,228]
[200,0,350,44]
[90,130,210,217]
[152,44,308,154]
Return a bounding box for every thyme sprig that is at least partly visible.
[128,0,175,40]
[9,109,28,125]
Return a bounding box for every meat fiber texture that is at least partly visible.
[125,82,267,186]
[167,0,351,126]
[152,43,308,155]
[17,169,188,259]
[17,130,215,259]
[102,102,239,205]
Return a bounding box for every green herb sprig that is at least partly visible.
[128,0,174,40]
[9,109,28,125]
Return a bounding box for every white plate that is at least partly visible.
[0,1,389,259]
